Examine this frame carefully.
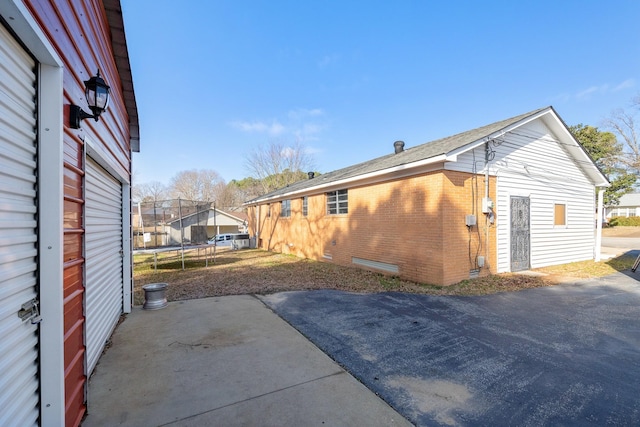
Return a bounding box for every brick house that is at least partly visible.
[245,107,609,286]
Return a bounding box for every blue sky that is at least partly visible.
[121,1,640,186]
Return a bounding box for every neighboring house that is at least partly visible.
[245,107,609,286]
[0,2,138,426]
[606,193,640,220]
[211,208,249,236]
[132,203,249,248]
[165,208,249,245]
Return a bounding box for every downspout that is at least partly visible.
[256,204,261,247]
[595,187,605,262]
[484,142,491,269]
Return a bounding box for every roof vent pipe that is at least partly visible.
[394,140,405,154]
[308,171,315,179]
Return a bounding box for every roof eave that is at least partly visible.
[447,107,610,188]
[543,107,610,187]
[244,154,450,206]
[447,107,553,159]
[103,0,140,152]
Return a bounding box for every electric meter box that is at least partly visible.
[482,197,494,213]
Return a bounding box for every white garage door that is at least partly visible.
[85,157,123,375]
[0,22,40,427]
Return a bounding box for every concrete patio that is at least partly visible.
[82,295,411,426]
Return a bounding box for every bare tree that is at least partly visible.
[570,124,635,205]
[604,94,640,173]
[245,140,315,194]
[132,181,167,202]
[223,178,264,207]
[169,169,226,202]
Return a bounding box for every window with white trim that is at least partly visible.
[554,203,566,226]
[327,189,348,215]
[281,199,291,217]
[302,196,308,216]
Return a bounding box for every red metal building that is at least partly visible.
[0,1,138,425]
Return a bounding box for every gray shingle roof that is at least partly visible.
[615,193,640,207]
[245,107,549,204]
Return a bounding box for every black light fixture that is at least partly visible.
[69,69,110,129]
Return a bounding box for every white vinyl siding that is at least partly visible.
[450,119,596,272]
[85,157,124,375]
[0,22,39,427]
[492,121,595,272]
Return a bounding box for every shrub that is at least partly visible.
[609,216,640,226]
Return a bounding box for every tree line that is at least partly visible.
[134,96,640,209]
[569,94,639,205]
[133,141,315,209]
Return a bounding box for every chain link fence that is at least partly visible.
[132,199,212,250]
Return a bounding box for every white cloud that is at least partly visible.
[304,145,323,155]
[230,120,285,135]
[280,146,296,158]
[573,79,635,101]
[613,78,635,92]
[288,108,324,120]
[232,108,328,142]
[302,123,323,134]
[550,92,571,103]
[576,85,607,100]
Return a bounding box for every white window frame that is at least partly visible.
[553,201,567,228]
[281,199,291,217]
[327,189,348,215]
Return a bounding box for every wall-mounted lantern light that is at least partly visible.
[69,70,110,129]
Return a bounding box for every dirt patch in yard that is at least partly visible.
[133,248,635,305]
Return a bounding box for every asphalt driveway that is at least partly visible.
[261,272,640,426]
[602,236,640,249]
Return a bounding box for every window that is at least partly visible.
[327,189,348,215]
[266,204,271,217]
[302,196,308,217]
[554,203,566,226]
[281,199,291,217]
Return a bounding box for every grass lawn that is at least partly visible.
[133,243,636,305]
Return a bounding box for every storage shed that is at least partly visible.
[0,1,138,425]
[245,107,610,286]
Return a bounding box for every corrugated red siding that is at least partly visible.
[24,1,132,425]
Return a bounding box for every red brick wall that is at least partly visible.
[248,169,497,285]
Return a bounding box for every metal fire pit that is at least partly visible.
[142,283,168,310]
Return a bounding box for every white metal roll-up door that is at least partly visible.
[0,22,39,427]
[85,157,123,375]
